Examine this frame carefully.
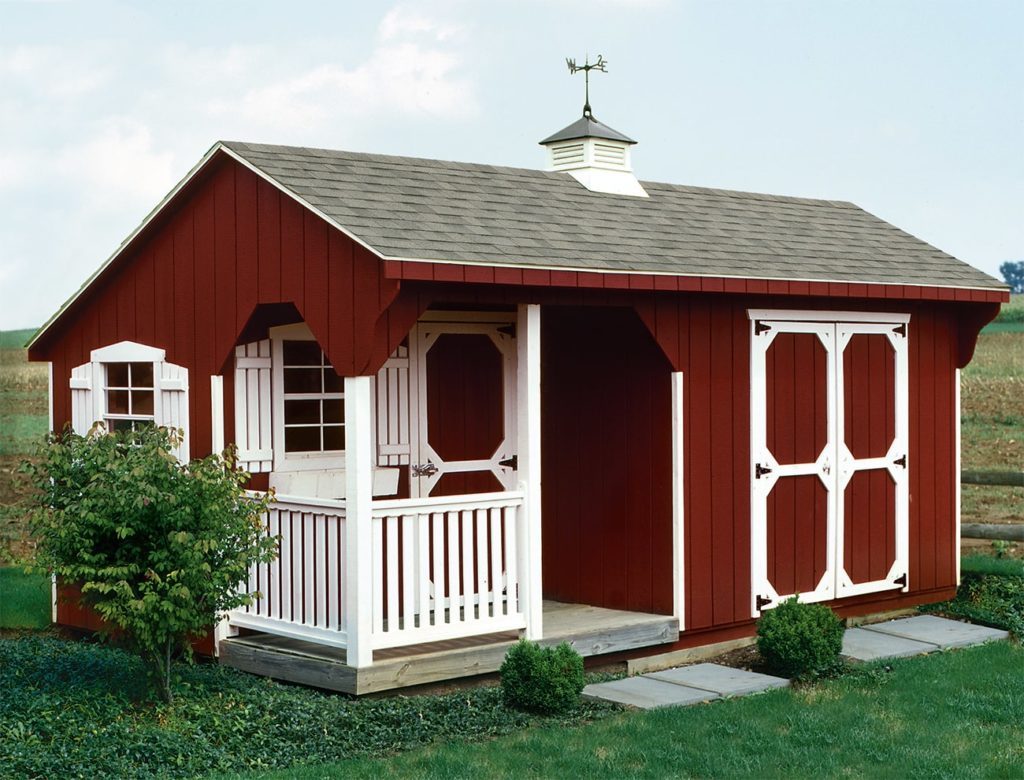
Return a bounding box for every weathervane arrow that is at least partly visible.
[566,54,607,118]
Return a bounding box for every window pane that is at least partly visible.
[323,399,343,424]
[107,418,132,432]
[130,362,153,388]
[283,340,323,366]
[107,363,129,387]
[284,368,322,394]
[285,426,321,453]
[323,369,342,393]
[322,425,344,451]
[107,389,129,414]
[132,390,154,416]
[285,399,321,425]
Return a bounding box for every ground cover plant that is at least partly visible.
[245,641,1024,780]
[23,425,278,701]
[936,553,1024,638]
[0,634,619,779]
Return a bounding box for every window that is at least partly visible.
[104,361,155,431]
[270,321,346,468]
[281,340,344,454]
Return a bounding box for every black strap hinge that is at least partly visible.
[755,463,773,479]
[497,324,516,338]
[754,321,772,336]
[894,573,907,587]
[498,455,518,470]
[893,323,907,337]
[756,594,773,610]
[894,455,907,468]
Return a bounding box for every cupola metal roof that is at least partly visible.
[539,115,636,145]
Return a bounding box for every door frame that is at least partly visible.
[408,311,518,498]
[748,309,911,616]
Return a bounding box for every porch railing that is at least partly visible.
[228,489,529,657]
[370,491,527,649]
[230,494,349,648]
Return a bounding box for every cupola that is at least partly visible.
[540,54,648,198]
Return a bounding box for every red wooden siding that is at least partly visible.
[844,334,896,459]
[31,156,404,459]
[767,332,828,465]
[844,469,896,584]
[541,306,674,615]
[768,475,828,596]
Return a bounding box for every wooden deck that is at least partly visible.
[218,601,679,695]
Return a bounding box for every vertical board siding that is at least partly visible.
[37,157,401,459]
[541,307,674,615]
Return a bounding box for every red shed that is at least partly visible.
[28,111,1007,693]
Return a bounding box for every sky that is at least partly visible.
[0,0,1021,330]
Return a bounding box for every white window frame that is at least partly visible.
[269,323,345,472]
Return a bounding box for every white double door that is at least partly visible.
[749,312,910,615]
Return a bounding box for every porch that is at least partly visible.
[220,600,678,695]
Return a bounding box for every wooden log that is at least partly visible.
[961,471,1024,487]
[961,523,1024,541]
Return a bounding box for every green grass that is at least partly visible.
[961,554,1024,578]
[991,293,1024,323]
[0,568,50,628]
[0,328,37,349]
[239,642,1024,780]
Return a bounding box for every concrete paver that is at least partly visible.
[648,663,789,696]
[842,626,938,661]
[582,676,719,710]
[863,615,1009,650]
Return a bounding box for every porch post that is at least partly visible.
[344,375,374,668]
[517,303,543,640]
[671,372,685,628]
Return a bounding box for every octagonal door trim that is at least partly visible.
[409,316,518,498]
[749,311,911,617]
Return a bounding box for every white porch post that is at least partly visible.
[517,304,543,640]
[344,375,374,667]
[671,372,685,628]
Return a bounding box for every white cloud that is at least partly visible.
[379,5,461,42]
[53,118,176,204]
[0,44,109,97]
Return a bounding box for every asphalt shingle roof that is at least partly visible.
[223,141,1005,291]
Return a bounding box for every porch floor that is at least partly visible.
[218,600,679,695]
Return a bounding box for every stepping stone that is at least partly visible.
[582,676,719,710]
[647,663,789,696]
[862,615,1009,650]
[842,627,938,661]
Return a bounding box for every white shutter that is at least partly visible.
[69,362,101,435]
[156,361,189,463]
[374,344,412,466]
[234,340,273,472]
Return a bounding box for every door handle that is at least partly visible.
[411,462,438,477]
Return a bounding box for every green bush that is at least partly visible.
[756,597,845,679]
[941,572,1024,638]
[22,426,277,701]
[500,640,585,714]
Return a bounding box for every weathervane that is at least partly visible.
[566,54,607,119]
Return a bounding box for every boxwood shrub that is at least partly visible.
[500,639,585,714]
[756,597,845,679]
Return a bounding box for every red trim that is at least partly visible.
[380,260,1008,303]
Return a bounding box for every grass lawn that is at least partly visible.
[0,567,50,628]
[238,641,1024,780]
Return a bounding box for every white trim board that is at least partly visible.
[747,310,911,324]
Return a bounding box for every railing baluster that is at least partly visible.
[431,512,444,627]
[447,511,460,626]
[489,507,502,618]
[475,508,489,620]
[505,505,518,615]
[401,514,415,632]
[386,515,399,634]
[372,516,384,635]
[417,512,430,629]
[461,510,475,625]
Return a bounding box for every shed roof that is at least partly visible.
[223,141,1005,291]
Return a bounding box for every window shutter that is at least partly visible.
[69,361,103,435]
[374,344,411,466]
[234,340,273,472]
[156,361,189,463]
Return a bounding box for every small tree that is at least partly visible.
[23,425,277,702]
[1000,261,1024,294]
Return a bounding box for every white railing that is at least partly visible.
[230,494,348,648]
[228,489,530,658]
[369,491,528,650]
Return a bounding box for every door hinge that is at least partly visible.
[410,462,438,478]
[893,454,907,468]
[498,455,518,470]
[754,321,772,336]
[756,594,773,610]
[893,572,907,587]
[497,324,516,338]
[892,323,907,337]
[755,463,773,479]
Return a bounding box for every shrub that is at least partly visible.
[500,639,585,714]
[22,425,277,701]
[941,571,1024,639]
[756,597,845,679]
